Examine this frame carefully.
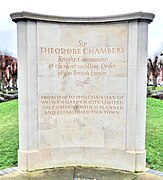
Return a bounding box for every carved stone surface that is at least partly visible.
[10,11,154,172]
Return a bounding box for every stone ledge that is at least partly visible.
[10,11,155,23]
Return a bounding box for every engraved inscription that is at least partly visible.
[39,95,125,115]
[39,40,126,79]
[38,23,128,122]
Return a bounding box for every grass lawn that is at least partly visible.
[146,98,163,172]
[0,98,162,171]
[0,100,18,170]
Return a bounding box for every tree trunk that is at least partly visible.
[153,76,157,90]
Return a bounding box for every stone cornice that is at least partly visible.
[10,11,155,24]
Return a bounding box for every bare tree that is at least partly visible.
[148,56,160,89]
[0,54,3,91]
[159,54,163,82]
[0,50,17,91]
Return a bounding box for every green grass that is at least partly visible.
[0,100,18,170]
[146,98,163,171]
[0,98,162,171]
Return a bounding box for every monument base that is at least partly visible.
[18,148,146,172]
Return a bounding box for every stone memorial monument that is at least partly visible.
[10,11,154,172]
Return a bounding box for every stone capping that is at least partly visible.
[10,11,155,23]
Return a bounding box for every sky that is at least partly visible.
[0,0,163,57]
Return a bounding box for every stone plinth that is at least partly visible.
[10,11,154,172]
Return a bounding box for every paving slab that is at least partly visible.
[0,167,163,180]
